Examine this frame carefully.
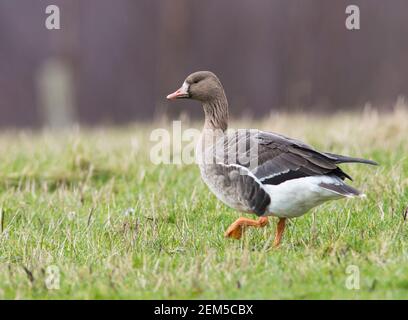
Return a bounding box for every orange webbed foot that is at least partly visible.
[224,223,244,239]
[225,216,269,240]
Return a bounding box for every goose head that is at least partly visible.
[167,71,229,131]
[166,71,225,102]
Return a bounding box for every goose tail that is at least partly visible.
[324,152,378,166]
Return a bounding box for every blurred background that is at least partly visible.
[0,0,407,128]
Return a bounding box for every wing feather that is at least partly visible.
[212,129,359,185]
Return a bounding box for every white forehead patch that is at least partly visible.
[182,81,189,93]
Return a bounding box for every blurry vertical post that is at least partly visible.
[36,58,76,128]
[37,4,77,128]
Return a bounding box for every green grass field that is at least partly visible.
[0,107,407,299]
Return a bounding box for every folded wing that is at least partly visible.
[212,130,376,186]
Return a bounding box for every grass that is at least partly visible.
[0,106,407,299]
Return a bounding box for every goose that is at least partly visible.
[166,71,377,246]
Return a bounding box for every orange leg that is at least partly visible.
[273,218,286,247]
[225,216,269,240]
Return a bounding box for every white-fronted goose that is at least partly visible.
[167,71,377,246]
